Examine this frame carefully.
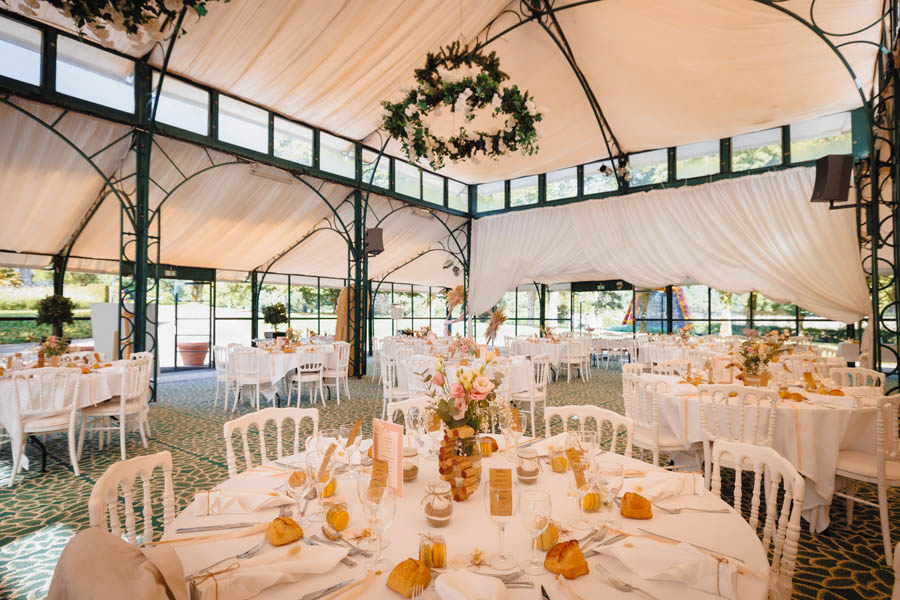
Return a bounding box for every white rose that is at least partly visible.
[491,94,502,110]
[163,0,183,11]
[404,105,416,118]
[526,100,536,114]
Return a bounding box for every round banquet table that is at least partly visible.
[165,437,768,600]
[262,346,337,383]
[650,374,878,532]
[0,362,126,470]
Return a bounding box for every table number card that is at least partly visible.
[373,418,404,497]
[566,448,586,489]
[489,468,513,517]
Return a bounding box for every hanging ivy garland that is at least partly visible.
[382,41,543,170]
[12,0,227,41]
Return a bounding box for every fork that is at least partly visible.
[594,561,660,600]
[305,538,357,568]
[651,503,730,515]
[411,583,424,600]
[582,534,628,558]
[189,537,267,578]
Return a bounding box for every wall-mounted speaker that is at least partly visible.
[811,154,853,203]
[365,228,384,256]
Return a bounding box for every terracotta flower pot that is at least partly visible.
[177,341,209,367]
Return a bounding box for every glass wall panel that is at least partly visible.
[732,127,781,171]
[676,140,719,179]
[629,149,668,186]
[56,36,135,113]
[361,149,389,187]
[218,95,268,153]
[573,290,632,333]
[396,161,421,198]
[546,167,578,201]
[448,180,468,211]
[584,159,617,194]
[320,132,355,178]
[430,291,447,319]
[319,279,343,318]
[799,307,848,345]
[0,16,41,85]
[790,112,852,163]
[274,117,313,165]
[509,175,539,207]
[289,284,317,318]
[632,288,667,333]
[423,172,444,204]
[477,181,505,212]
[152,73,208,134]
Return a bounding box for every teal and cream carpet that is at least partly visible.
[0,366,896,599]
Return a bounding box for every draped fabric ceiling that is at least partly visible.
[0,0,884,310]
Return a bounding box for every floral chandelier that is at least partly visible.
[382,42,543,171]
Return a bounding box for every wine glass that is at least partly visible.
[338,423,359,479]
[284,468,312,518]
[519,490,552,575]
[596,461,624,536]
[506,413,527,462]
[577,430,599,462]
[567,455,598,531]
[406,411,423,450]
[483,479,519,570]
[356,473,397,571]
[426,416,444,458]
[306,450,335,522]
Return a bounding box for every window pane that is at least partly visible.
[679,284,709,321]
[319,279,343,317]
[754,293,795,318]
[629,149,668,186]
[584,159,617,194]
[289,284,317,317]
[676,140,719,179]
[423,172,443,204]
[274,117,313,165]
[510,175,538,207]
[152,73,208,135]
[477,181,504,212]
[361,148,389,187]
[710,290,750,320]
[546,167,578,201]
[448,180,468,211]
[0,16,41,85]
[633,289,667,333]
[790,112,852,163]
[320,132,355,178]
[56,36,134,113]
[218,95,268,153]
[732,127,781,171]
[396,161,420,198]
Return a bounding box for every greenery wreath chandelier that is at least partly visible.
[381,41,543,170]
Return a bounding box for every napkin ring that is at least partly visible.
[190,562,240,600]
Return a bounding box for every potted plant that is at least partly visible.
[262,302,289,338]
[36,294,75,338]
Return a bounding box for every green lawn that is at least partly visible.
[0,310,92,344]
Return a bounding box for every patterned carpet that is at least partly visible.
[0,364,896,599]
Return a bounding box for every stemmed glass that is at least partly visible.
[338,423,359,479]
[306,449,334,522]
[483,480,519,570]
[597,461,624,532]
[519,490,552,575]
[406,411,424,451]
[356,473,397,571]
[426,417,444,458]
[567,455,598,531]
[284,468,312,519]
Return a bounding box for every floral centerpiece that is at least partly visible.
[448,335,478,359]
[539,325,558,342]
[40,335,70,357]
[726,329,790,385]
[425,353,506,433]
[416,325,433,339]
[678,323,694,343]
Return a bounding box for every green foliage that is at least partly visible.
[262,302,288,331]
[37,0,229,38]
[732,144,781,172]
[36,295,75,333]
[0,268,21,287]
[0,319,92,344]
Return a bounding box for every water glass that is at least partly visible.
[519,490,551,574]
[306,451,334,522]
[338,423,360,478]
[356,473,397,570]
[483,479,519,570]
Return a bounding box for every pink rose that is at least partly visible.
[432,372,444,387]
[470,389,488,401]
[452,398,467,420]
[472,375,494,394]
[449,382,465,399]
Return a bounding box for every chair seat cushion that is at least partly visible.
[384,388,408,398]
[24,413,73,433]
[634,426,685,450]
[836,450,900,481]
[323,370,345,378]
[82,397,145,417]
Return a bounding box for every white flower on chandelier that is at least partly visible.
[525,99,537,115]
[491,94,502,111]
[163,0,184,11]
[404,105,417,118]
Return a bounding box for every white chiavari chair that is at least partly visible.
[829,367,885,394]
[9,368,81,486]
[834,395,900,564]
[385,396,429,430]
[559,340,587,383]
[381,356,409,419]
[511,354,549,437]
[287,350,325,407]
[406,355,437,400]
[224,407,319,477]
[710,440,805,600]
[88,451,174,544]
[651,359,691,377]
[213,344,233,410]
[78,358,151,462]
[625,375,699,468]
[323,341,351,404]
[544,405,633,456]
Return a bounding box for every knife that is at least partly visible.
[299,579,354,600]
[541,584,552,600]
[176,522,258,534]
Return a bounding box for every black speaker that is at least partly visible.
[811,154,853,203]
[365,228,384,256]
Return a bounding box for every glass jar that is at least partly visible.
[478,434,495,458]
[403,447,419,482]
[549,449,568,473]
[516,447,541,484]
[423,480,453,527]
[419,533,447,569]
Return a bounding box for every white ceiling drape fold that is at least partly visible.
[469,167,869,323]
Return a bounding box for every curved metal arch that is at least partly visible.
[0,97,136,225]
[149,158,250,224]
[291,174,354,246]
[256,221,349,289]
[370,246,462,298]
[373,204,469,269]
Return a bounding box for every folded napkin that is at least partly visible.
[532,433,570,456]
[191,541,348,600]
[193,489,292,516]
[597,536,737,599]
[434,569,506,600]
[620,471,705,501]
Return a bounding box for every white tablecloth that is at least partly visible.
[653,377,877,532]
[165,440,768,600]
[262,347,337,385]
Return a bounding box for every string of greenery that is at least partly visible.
[381,41,543,170]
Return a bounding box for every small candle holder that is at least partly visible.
[403,447,419,482]
[549,449,568,473]
[423,480,453,527]
[516,447,541,484]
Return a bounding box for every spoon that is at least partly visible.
[300,486,317,517]
[319,525,373,558]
